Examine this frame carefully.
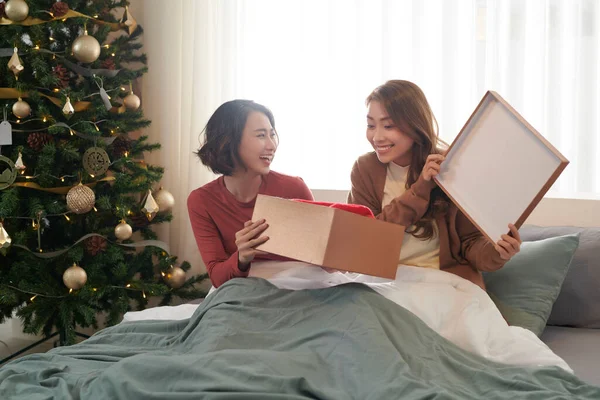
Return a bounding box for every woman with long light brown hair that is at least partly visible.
[348,80,521,290]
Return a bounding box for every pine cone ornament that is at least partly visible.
[111,136,132,157]
[50,2,69,18]
[130,212,150,229]
[84,235,107,256]
[53,64,70,88]
[101,58,116,70]
[99,7,111,18]
[27,132,54,151]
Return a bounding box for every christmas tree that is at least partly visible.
[0,0,206,345]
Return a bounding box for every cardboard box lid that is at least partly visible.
[252,195,404,279]
[253,195,334,265]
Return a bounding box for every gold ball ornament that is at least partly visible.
[114,220,133,240]
[63,263,87,290]
[155,188,175,212]
[5,0,29,22]
[123,93,141,111]
[12,98,31,119]
[66,183,96,214]
[164,266,186,289]
[72,33,101,63]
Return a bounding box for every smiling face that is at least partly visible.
[364,80,446,241]
[236,111,279,176]
[366,100,414,166]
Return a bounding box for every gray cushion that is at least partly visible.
[520,226,600,328]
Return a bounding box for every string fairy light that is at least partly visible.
[2,211,73,221]
[13,173,78,183]
[4,285,67,299]
[8,121,122,151]
[2,283,156,301]
[6,117,50,125]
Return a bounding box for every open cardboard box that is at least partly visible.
[251,195,405,279]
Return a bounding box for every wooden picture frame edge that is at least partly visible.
[434,91,569,243]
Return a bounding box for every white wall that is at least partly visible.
[0,313,43,343]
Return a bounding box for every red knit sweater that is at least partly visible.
[187,171,314,287]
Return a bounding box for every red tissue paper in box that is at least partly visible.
[291,199,375,219]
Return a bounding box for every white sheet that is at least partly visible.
[122,261,572,373]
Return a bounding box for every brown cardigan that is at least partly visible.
[347,152,506,290]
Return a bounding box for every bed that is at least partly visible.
[1,259,599,399]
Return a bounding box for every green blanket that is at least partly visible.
[1,278,598,399]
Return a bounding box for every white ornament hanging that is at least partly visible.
[99,87,112,110]
[0,222,11,250]
[121,5,138,35]
[142,189,159,221]
[14,152,25,171]
[0,106,12,145]
[62,96,75,115]
[92,75,113,110]
[7,47,24,79]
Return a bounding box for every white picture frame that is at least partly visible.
[434,91,569,243]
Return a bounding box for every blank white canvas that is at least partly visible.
[436,94,562,243]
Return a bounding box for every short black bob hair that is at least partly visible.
[196,99,276,176]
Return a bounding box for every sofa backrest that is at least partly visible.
[520,225,600,328]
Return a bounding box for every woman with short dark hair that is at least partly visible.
[188,100,314,288]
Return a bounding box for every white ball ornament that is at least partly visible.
[155,188,175,212]
[114,220,133,240]
[72,32,101,63]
